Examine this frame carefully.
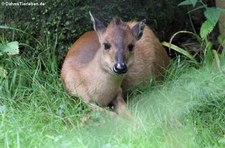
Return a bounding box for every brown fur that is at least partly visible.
[122,22,170,91]
[61,19,170,117]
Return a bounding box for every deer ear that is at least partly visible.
[89,11,106,38]
[131,19,146,40]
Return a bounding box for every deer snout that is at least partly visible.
[113,63,127,74]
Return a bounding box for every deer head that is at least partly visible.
[89,12,145,75]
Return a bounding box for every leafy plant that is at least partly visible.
[179,0,225,39]
[164,0,225,66]
[0,41,19,78]
[179,0,198,7]
[0,41,19,56]
[0,24,47,78]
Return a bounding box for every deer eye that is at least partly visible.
[128,44,134,52]
[103,43,111,50]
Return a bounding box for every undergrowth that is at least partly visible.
[1,42,225,147]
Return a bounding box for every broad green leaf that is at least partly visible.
[0,66,7,78]
[204,8,221,25]
[0,41,19,56]
[162,41,198,64]
[200,20,214,39]
[218,34,225,47]
[178,0,198,7]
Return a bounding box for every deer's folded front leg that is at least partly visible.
[112,88,132,119]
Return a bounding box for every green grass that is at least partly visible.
[1,41,225,147]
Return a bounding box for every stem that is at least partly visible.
[188,12,197,34]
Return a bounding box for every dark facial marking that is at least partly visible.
[115,46,124,64]
[103,43,111,50]
[128,44,134,52]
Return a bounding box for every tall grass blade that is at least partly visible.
[162,41,198,64]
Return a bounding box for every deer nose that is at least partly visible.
[113,63,127,74]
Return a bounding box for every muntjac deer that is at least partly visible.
[61,12,170,118]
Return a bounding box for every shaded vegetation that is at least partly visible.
[0,0,188,66]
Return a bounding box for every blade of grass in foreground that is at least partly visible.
[45,60,225,147]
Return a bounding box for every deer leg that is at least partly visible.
[68,81,117,118]
[112,89,132,119]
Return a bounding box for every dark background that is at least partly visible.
[0,0,216,67]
